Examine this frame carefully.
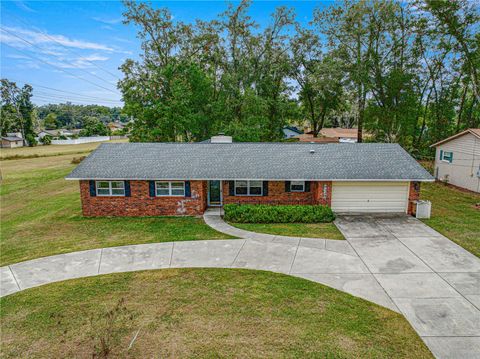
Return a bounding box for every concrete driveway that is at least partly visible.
[335,215,480,359]
[1,214,479,358]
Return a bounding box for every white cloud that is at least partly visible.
[14,1,36,13]
[92,17,123,25]
[0,25,115,51]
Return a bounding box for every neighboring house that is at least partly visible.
[297,128,360,143]
[107,122,125,133]
[431,128,480,193]
[282,126,303,139]
[1,132,24,148]
[66,135,433,217]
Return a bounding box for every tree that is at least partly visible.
[80,116,110,137]
[43,113,58,129]
[0,79,37,146]
[314,0,374,142]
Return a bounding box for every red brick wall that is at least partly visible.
[79,180,207,217]
[408,181,421,215]
[222,181,332,206]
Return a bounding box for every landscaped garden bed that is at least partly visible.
[224,203,335,223]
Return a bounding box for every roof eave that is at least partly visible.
[65,177,434,182]
[430,129,480,147]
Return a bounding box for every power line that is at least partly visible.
[0,27,119,94]
[1,39,119,95]
[11,79,123,103]
[3,11,121,81]
[33,94,120,106]
[34,91,123,104]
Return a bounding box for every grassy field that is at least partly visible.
[0,139,127,160]
[421,181,480,257]
[0,268,433,358]
[0,152,231,266]
[231,222,345,239]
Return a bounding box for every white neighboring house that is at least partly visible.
[431,128,480,193]
[1,132,24,148]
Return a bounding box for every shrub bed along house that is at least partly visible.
[224,204,335,223]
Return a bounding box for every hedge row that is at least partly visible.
[223,204,335,223]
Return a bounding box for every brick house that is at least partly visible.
[66,136,433,217]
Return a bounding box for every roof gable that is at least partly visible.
[431,129,480,147]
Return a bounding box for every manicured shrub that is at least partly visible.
[224,204,335,223]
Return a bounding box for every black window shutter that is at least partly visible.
[89,180,96,197]
[185,181,191,197]
[285,181,291,192]
[149,181,155,197]
[263,181,268,196]
[229,181,235,196]
[124,181,131,197]
[305,181,311,192]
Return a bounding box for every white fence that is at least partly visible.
[51,136,111,145]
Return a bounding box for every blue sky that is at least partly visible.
[1,1,327,107]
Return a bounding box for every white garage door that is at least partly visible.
[331,182,409,213]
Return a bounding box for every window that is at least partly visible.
[290,181,305,192]
[155,181,185,196]
[96,181,125,196]
[441,151,453,163]
[235,180,262,196]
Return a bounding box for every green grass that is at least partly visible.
[230,222,345,239]
[421,181,480,257]
[0,139,127,159]
[0,268,433,358]
[0,154,231,266]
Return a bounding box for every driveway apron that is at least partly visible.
[336,214,480,359]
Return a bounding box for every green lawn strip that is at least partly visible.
[0,157,232,266]
[0,268,433,358]
[421,182,480,258]
[229,222,345,240]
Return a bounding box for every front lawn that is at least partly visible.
[421,181,480,257]
[0,154,231,266]
[231,222,345,239]
[0,268,432,358]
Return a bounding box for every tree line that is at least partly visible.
[120,0,479,157]
[1,79,127,144]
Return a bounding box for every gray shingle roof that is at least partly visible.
[65,142,434,181]
[2,136,23,141]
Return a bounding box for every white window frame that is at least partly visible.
[155,181,185,197]
[290,181,305,192]
[96,181,125,196]
[234,180,263,196]
[441,151,453,163]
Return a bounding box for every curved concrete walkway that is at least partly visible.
[203,207,338,242]
[1,214,479,358]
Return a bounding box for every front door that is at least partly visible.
[208,180,222,206]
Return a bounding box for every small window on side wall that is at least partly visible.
[441,151,453,163]
[290,181,305,192]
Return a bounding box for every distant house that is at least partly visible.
[66,134,433,217]
[282,126,303,139]
[431,128,480,193]
[1,132,24,148]
[107,122,125,133]
[297,128,359,143]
